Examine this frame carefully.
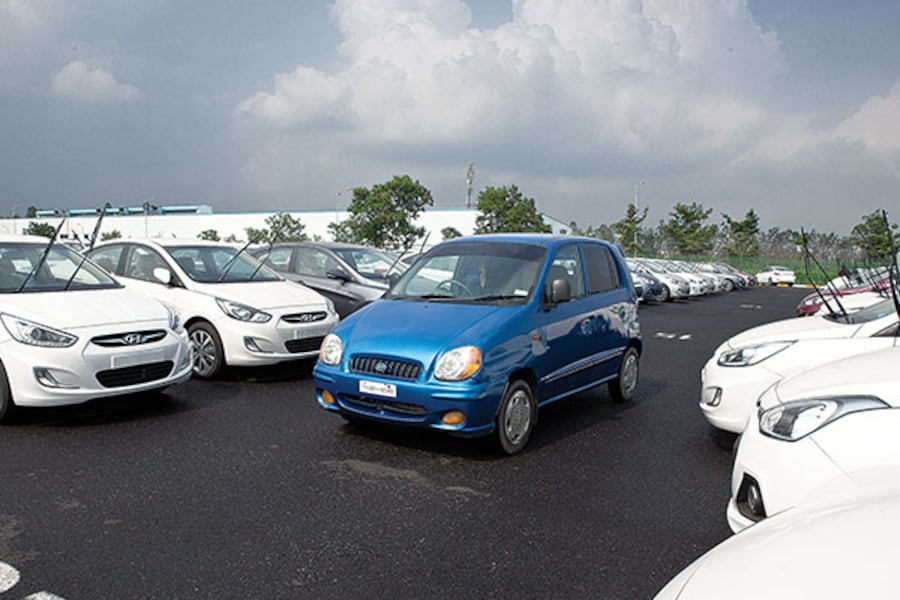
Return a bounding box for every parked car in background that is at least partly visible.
[728,345,900,533]
[755,265,796,286]
[627,259,690,301]
[314,234,642,454]
[656,485,900,600]
[88,239,338,378]
[0,235,192,421]
[249,242,403,319]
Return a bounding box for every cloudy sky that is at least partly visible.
[2,0,899,234]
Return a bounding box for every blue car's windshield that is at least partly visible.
[387,241,545,304]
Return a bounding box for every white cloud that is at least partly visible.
[238,0,783,170]
[834,81,900,155]
[51,60,141,103]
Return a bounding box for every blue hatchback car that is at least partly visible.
[313,234,641,454]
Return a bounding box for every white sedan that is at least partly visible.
[89,239,339,378]
[0,235,192,421]
[656,485,900,599]
[755,265,796,286]
[727,345,900,533]
[700,298,899,434]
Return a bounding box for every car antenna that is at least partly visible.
[801,228,847,319]
[16,218,67,293]
[880,210,900,322]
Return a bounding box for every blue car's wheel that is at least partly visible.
[608,347,639,403]
[495,380,535,455]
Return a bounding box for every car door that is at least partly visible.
[533,243,600,401]
[579,242,634,380]
[115,243,183,312]
[290,246,363,318]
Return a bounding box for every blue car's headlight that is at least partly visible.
[319,333,343,366]
[759,396,889,441]
[435,346,482,381]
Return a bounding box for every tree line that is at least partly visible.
[17,175,897,268]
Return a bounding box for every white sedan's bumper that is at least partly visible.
[700,356,781,433]
[216,310,338,366]
[3,330,192,408]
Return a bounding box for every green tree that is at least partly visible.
[23,221,56,238]
[661,202,717,255]
[474,185,551,234]
[198,229,221,241]
[720,209,760,257]
[26,206,38,218]
[244,212,308,244]
[852,210,898,263]
[338,175,434,249]
[612,204,648,255]
[100,230,122,241]
[441,226,462,240]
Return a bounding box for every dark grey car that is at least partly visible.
[250,242,404,318]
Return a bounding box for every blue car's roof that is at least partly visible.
[442,234,614,248]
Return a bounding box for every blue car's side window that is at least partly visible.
[582,244,622,294]
[548,244,586,301]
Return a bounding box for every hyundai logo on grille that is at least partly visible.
[283,312,327,323]
[374,361,389,374]
[124,333,143,345]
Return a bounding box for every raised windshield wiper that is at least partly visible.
[218,230,267,283]
[801,228,847,319]
[880,210,900,324]
[244,222,285,282]
[16,218,66,293]
[64,206,110,291]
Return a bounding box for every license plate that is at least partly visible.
[111,350,165,369]
[359,379,397,398]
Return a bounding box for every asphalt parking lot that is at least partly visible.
[0,286,808,599]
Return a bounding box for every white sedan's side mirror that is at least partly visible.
[152,267,172,285]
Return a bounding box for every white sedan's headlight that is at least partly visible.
[435,346,482,381]
[759,396,888,441]
[1,314,77,347]
[717,341,793,367]
[215,298,271,323]
[166,307,183,333]
[319,333,343,366]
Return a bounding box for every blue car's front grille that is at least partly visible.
[340,394,427,417]
[350,356,422,381]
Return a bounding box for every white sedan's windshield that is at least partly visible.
[0,242,119,293]
[164,245,280,283]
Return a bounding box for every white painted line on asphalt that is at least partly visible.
[23,592,67,599]
[0,561,20,592]
[654,331,693,341]
[739,304,763,309]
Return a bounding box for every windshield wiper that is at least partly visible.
[218,230,267,283]
[244,223,286,282]
[64,206,110,291]
[16,218,66,293]
[469,294,526,302]
[801,228,847,319]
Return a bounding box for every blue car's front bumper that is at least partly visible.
[314,363,503,437]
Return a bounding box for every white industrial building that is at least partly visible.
[1,206,569,249]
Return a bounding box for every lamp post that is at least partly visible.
[633,180,644,256]
[11,203,21,234]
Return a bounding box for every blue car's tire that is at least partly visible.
[495,380,536,455]
[608,347,639,403]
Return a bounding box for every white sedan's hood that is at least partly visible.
[191,280,326,311]
[768,344,900,408]
[656,487,900,599]
[725,314,859,349]
[0,288,166,331]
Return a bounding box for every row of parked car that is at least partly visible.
[657,257,900,597]
[627,257,758,302]
[0,232,645,456]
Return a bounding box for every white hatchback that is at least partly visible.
[727,345,900,533]
[700,298,899,434]
[89,239,339,378]
[0,235,192,421]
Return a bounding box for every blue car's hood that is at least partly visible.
[339,299,519,363]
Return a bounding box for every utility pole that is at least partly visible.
[466,163,475,208]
